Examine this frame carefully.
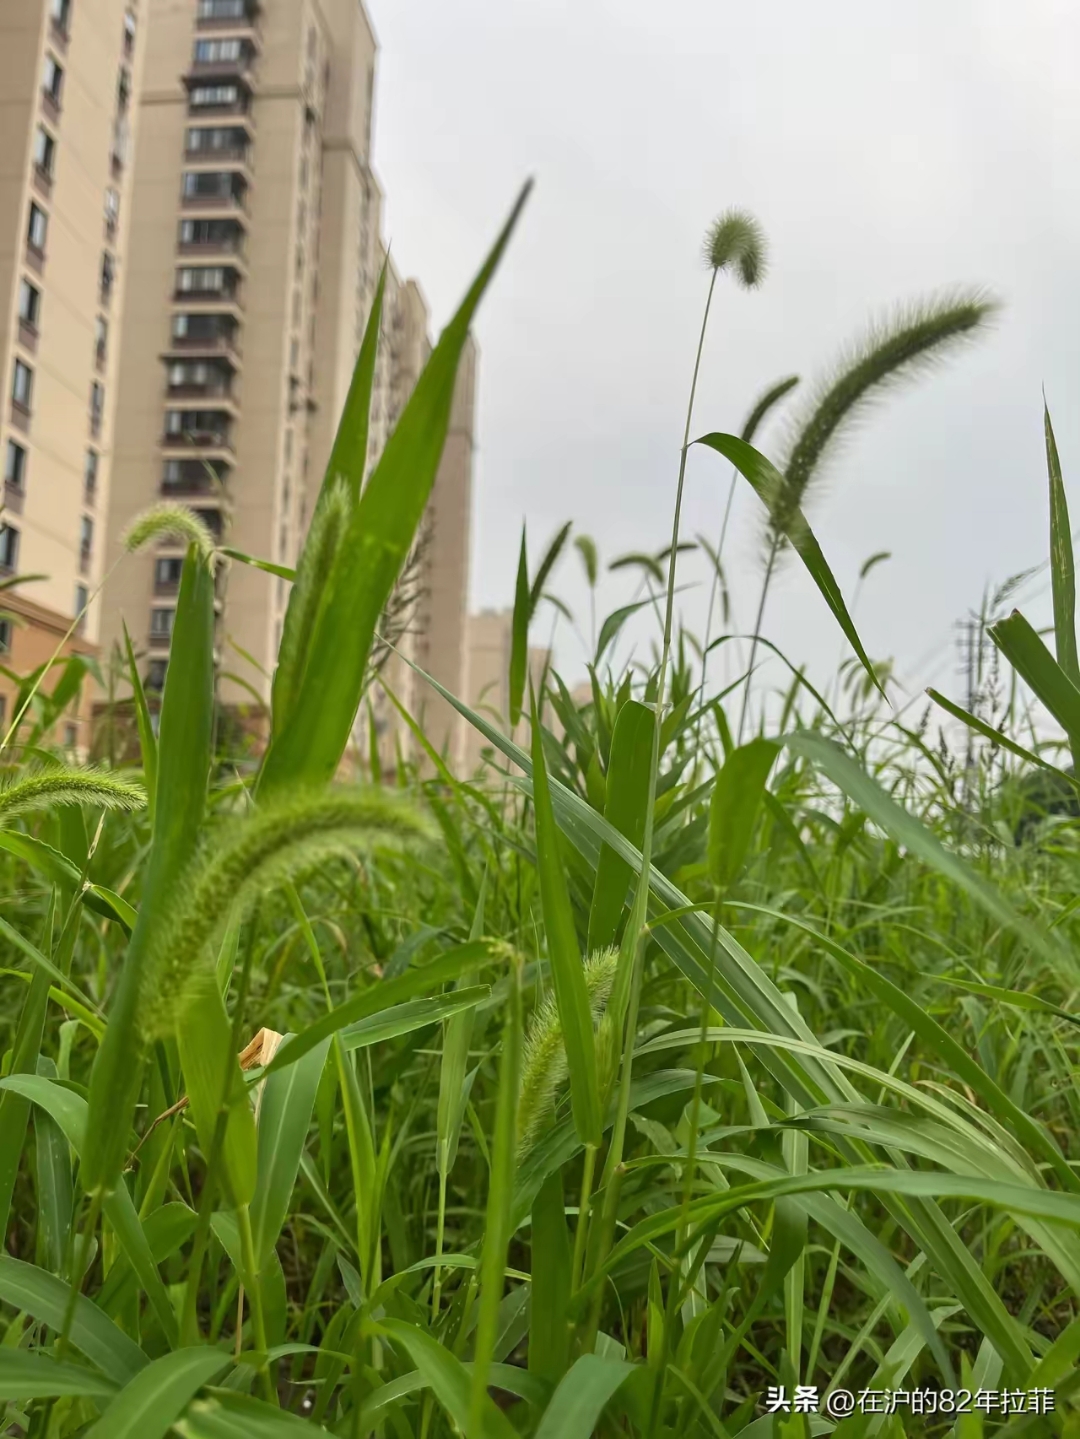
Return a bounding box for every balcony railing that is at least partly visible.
[164,331,242,363]
[162,424,234,452]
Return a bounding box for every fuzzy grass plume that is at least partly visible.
[123,502,216,562]
[0,766,145,824]
[140,787,432,1039]
[768,290,997,552]
[516,947,618,1156]
[703,209,768,287]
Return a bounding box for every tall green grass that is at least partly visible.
[0,189,1075,1439]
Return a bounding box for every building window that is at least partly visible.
[84,448,98,495]
[150,607,175,637]
[74,582,88,618]
[154,556,184,590]
[94,316,108,366]
[100,252,115,301]
[27,204,48,253]
[146,658,167,691]
[198,0,248,16]
[79,514,93,566]
[49,0,71,31]
[18,279,41,329]
[194,37,242,64]
[42,55,64,105]
[177,266,226,293]
[11,360,33,411]
[116,66,131,112]
[64,723,78,750]
[89,381,104,434]
[0,525,20,572]
[104,187,120,237]
[182,170,241,201]
[4,442,27,491]
[123,9,136,57]
[33,127,56,178]
[0,620,11,655]
[189,83,240,108]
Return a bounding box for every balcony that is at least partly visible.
[17,321,38,356]
[163,327,242,367]
[162,411,234,456]
[185,81,254,120]
[3,480,24,516]
[166,378,237,406]
[180,179,249,218]
[48,18,69,55]
[160,458,230,498]
[195,0,261,31]
[185,39,259,86]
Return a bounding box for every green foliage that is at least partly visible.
[0,193,1079,1439]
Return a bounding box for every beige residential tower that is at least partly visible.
[101,0,475,771]
[0,0,145,742]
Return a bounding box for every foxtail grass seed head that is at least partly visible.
[516,947,617,1157]
[123,502,216,563]
[702,209,768,287]
[0,765,145,823]
[139,787,433,1040]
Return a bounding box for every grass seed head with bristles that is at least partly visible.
[0,766,145,824]
[703,209,768,288]
[768,290,998,554]
[123,502,216,564]
[139,786,433,1040]
[740,375,800,446]
[516,947,618,1157]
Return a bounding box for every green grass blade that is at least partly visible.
[0,1255,146,1383]
[250,1037,331,1270]
[269,265,385,742]
[529,1168,572,1384]
[533,1354,635,1439]
[696,432,883,697]
[383,1319,516,1439]
[86,544,215,1194]
[0,1350,117,1401]
[342,989,489,1053]
[509,527,530,729]
[530,695,602,1146]
[587,699,655,954]
[989,609,1080,761]
[1045,404,1078,685]
[85,1347,230,1439]
[264,942,496,1078]
[176,978,258,1211]
[258,183,530,793]
[469,958,522,1433]
[707,738,779,891]
[926,686,1074,777]
[785,730,1071,975]
[437,877,488,1180]
[123,620,157,826]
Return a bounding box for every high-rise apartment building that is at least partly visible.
[102,0,475,770]
[0,0,144,742]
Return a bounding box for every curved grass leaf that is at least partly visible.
[85,1347,231,1439]
[0,1349,116,1401]
[0,1255,147,1384]
[534,1353,636,1439]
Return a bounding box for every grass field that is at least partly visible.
[0,192,1077,1437]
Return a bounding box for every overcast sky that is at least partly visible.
[369,0,1079,708]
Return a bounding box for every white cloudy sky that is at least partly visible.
[370,0,1079,706]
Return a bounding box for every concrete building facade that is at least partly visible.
[0,0,145,742]
[101,0,475,772]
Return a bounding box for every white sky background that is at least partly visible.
[370,0,1078,710]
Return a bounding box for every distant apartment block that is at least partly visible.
[101,0,475,769]
[0,0,144,744]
